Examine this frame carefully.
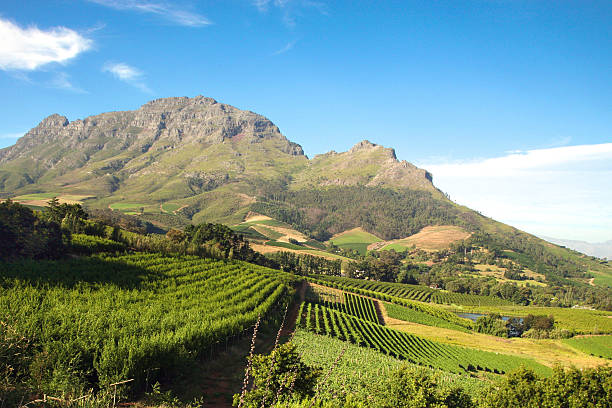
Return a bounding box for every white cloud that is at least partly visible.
[87,0,210,27]
[272,40,297,55]
[420,143,612,242]
[102,62,152,93]
[48,72,87,93]
[0,18,93,71]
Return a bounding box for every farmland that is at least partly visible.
[309,274,514,306]
[328,227,382,255]
[297,301,549,376]
[564,336,612,360]
[0,253,295,395]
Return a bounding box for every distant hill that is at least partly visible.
[542,236,612,260]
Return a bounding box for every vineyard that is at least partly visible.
[296,301,549,376]
[383,302,470,332]
[306,289,381,324]
[292,329,484,402]
[309,275,513,306]
[0,253,296,393]
[564,336,612,360]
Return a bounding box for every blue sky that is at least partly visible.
[0,1,611,242]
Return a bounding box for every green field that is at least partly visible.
[563,336,612,359]
[161,202,181,213]
[14,192,59,200]
[380,242,411,252]
[329,228,382,255]
[0,253,295,393]
[109,202,147,211]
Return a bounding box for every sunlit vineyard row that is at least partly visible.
[296,301,549,376]
[309,278,474,329]
[0,253,297,394]
[309,275,513,306]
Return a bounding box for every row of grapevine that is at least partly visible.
[309,275,513,306]
[309,279,473,330]
[383,302,470,332]
[0,253,297,392]
[297,302,549,376]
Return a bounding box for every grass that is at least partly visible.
[563,336,612,360]
[329,228,382,255]
[109,202,147,211]
[161,203,181,213]
[264,240,305,250]
[330,229,380,250]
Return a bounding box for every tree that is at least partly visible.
[380,365,473,408]
[234,343,320,408]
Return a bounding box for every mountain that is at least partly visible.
[0,96,438,227]
[542,236,612,260]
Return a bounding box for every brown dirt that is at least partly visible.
[369,225,471,252]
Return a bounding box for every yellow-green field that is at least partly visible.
[328,227,382,254]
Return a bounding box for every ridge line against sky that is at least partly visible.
[0,0,611,242]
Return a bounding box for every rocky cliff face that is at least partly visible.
[1,96,303,166]
[0,96,438,218]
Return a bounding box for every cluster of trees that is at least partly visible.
[473,313,573,339]
[266,251,342,276]
[0,199,65,259]
[252,186,467,241]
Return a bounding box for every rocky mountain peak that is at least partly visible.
[38,114,69,129]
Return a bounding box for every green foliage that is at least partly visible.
[233,342,320,407]
[0,199,65,260]
[379,366,474,408]
[252,186,468,241]
[0,253,295,396]
[473,314,508,337]
[478,366,612,408]
[267,251,342,276]
[71,234,126,254]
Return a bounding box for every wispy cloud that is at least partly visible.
[48,72,87,93]
[272,40,297,55]
[102,62,151,93]
[420,143,612,242]
[87,0,210,27]
[252,0,328,27]
[0,18,93,71]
